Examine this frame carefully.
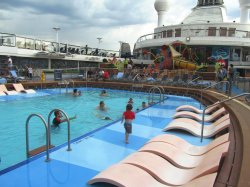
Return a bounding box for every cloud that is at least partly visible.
[0,0,243,50]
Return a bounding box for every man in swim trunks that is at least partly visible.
[121,103,135,144]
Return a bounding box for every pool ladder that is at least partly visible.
[148,86,165,104]
[25,109,72,162]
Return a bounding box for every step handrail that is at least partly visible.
[148,86,163,103]
[25,114,50,162]
[48,109,72,151]
[186,76,202,95]
[132,73,140,82]
[200,80,230,109]
[187,76,203,87]
[200,92,250,142]
[68,79,75,89]
[58,80,69,93]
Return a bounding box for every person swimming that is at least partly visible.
[128,98,134,104]
[102,116,111,120]
[100,90,107,96]
[72,88,81,96]
[95,101,111,120]
[97,101,108,111]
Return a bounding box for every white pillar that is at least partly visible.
[48,59,51,70]
[157,11,166,27]
[240,7,249,23]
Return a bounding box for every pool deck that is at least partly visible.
[0,95,212,187]
[1,80,250,187]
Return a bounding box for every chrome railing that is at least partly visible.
[200,80,230,109]
[186,76,203,95]
[148,86,164,103]
[136,26,250,43]
[47,109,72,151]
[0,32,119,56]
[236,77,250,93]
[25,114,50,162]
[200,93,250,142]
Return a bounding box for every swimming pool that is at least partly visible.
[0,88,149,170]
[0,88,214,187]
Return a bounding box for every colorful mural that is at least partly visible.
[138,43,230,72]
[208,47,229,67]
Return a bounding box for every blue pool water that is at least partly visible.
[0,88,149,170]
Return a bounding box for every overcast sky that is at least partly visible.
[0,0,241,51]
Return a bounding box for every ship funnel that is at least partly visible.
[154,0,169,27]
[239,0,250,23]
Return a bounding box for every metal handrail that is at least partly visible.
[58,80,69,93]
[158,86,165,101]
[200,93,250,142]
[200,80,230,109]
[148,86,163,103]
[48,109,72,151]
[186,76,202,95]
[68,79,75,89]
[25,114,50,162]
[187,76,203,86]
[132,73,140,82]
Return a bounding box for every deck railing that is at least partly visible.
[0,32,119,57]
[200,93,250,142]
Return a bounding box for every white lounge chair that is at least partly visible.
[173,107,227,122]
[13,83,36,94]
[164,114,230,138]
[88,163,217,187]
[176,102,220,114]
[0,84,18,95]
[138,141,229,169]
[147,133,229,155]
[121,151,221,186]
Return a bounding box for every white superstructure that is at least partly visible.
[133,0,250,73]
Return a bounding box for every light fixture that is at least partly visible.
[186,37,190,42]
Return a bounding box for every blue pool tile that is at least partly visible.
[51,136,135,172]
[135,115,172,129]
[139,107,176,118]
[151,104,178,110]
[107,121,164,139]
[93,129,149,150]
[0,159,98,187]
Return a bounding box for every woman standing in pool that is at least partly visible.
[121,103,135,144]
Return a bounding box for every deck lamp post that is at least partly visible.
[97,37,102,48]
[53,27,61,52]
